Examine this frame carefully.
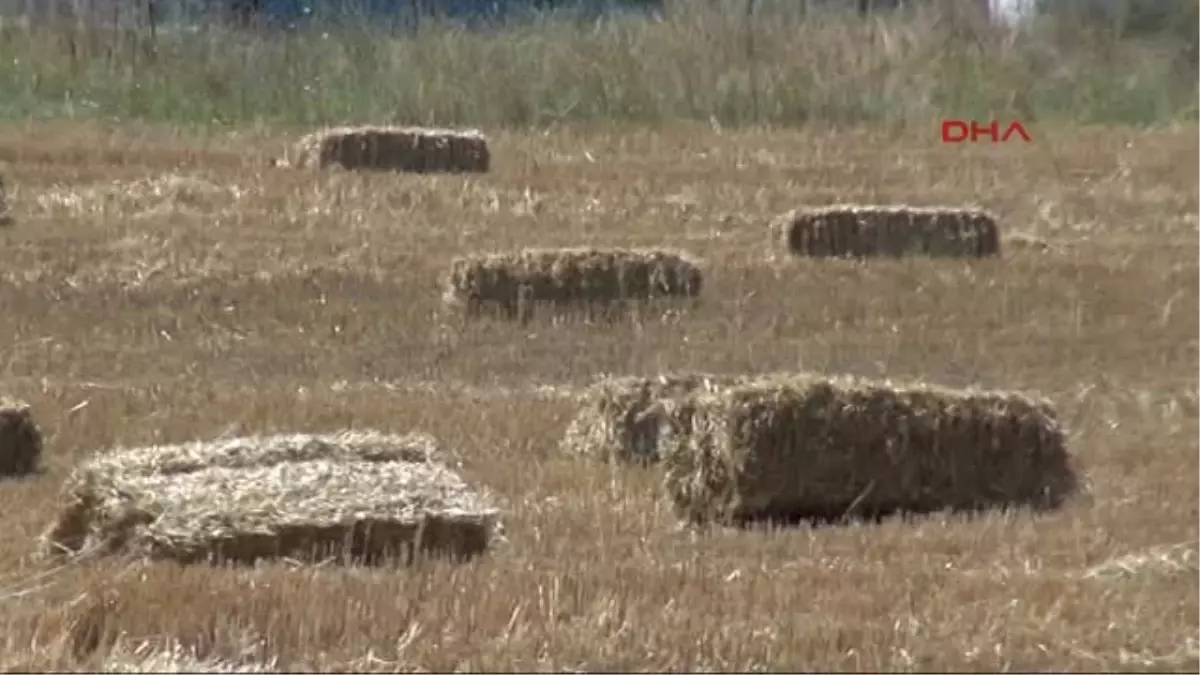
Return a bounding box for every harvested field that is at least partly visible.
[31,172,242,220]
[0,397,41,477]
[39,431,501,565]
[777,204,1001,259]
[560,372,757,463]
[442,247,704,324]
[280,125,490,173]
[658,375,1079,525]
[0,122,1194,672]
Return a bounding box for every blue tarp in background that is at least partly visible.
[171,0,664,28]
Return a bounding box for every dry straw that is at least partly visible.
[442,247,704,324]
[102,638,277,674]
[657,374,1078,525]
[0,397,41,477]
[280,125,490,173]
[39,431,503,565]
[560,373,756,463]
[777,204,1001,259]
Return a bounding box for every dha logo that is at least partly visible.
[941,120,1033,144]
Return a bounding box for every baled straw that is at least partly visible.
[776,204,1001,259]
[442,247,704,323]
[39,431,501,565]
[282,125,490,173]
[0,174,12,226]
[77,430,441,478]
[0,397,41,477]
[559,373,756,463]
[658,374,1078,525]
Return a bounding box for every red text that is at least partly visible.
[941,120,1033,144]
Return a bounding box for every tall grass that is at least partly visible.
[0,0,1193,130]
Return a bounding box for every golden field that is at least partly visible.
[0,120,1196,671]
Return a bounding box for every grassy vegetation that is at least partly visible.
[0,1,1194,129]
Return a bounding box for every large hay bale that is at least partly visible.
[658,375,1078,525]
[0,174,12,226]
[1005,232,1056,255]
[281,125,490,173]
[559,373,755,463]
[39,431,502,565]
[776,205,1001,259]
[442,247,704,324]
[0,397,42,477]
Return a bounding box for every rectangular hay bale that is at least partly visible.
[559,373,758,463]
[776,204,1001,259]
[0,396,41,477]
[442,247,704,323]
[0,174,12,226]
[658,375,1078,524]
[283,125,490,173]
[39,431,502,565]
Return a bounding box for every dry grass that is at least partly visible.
[0,121,1195,671]
[280,126,491,174]
[96,635,278,673]
[657,373,1078,525]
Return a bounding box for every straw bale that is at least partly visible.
[657,374,1078,525]
[39,431,501,565]
[1005,232,1056,254]
[0,174,11,226]
[102,639,276,674]
[559,373,756,463]
[0,397,42,477]
[442,247,704,324]
[75,429,441,479]
[281,125,490,173]
[777,205,1001,259]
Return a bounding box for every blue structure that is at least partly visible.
[185,0,664,29]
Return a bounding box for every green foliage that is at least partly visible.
[1035,0,1196,35]
[0,2,1192,129]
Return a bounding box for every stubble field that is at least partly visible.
[0,121,1196,672]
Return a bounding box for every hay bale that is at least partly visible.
[0,397,42,477]
[0,174,12,226]
[1005,232,1056,254]
[560,373,756,463]
[39,431,502,565]
[102,639,276,674]
[657,374,1078,525]
[442,247,704,324]
[281,125,490,173]
[776,205,1001,259]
